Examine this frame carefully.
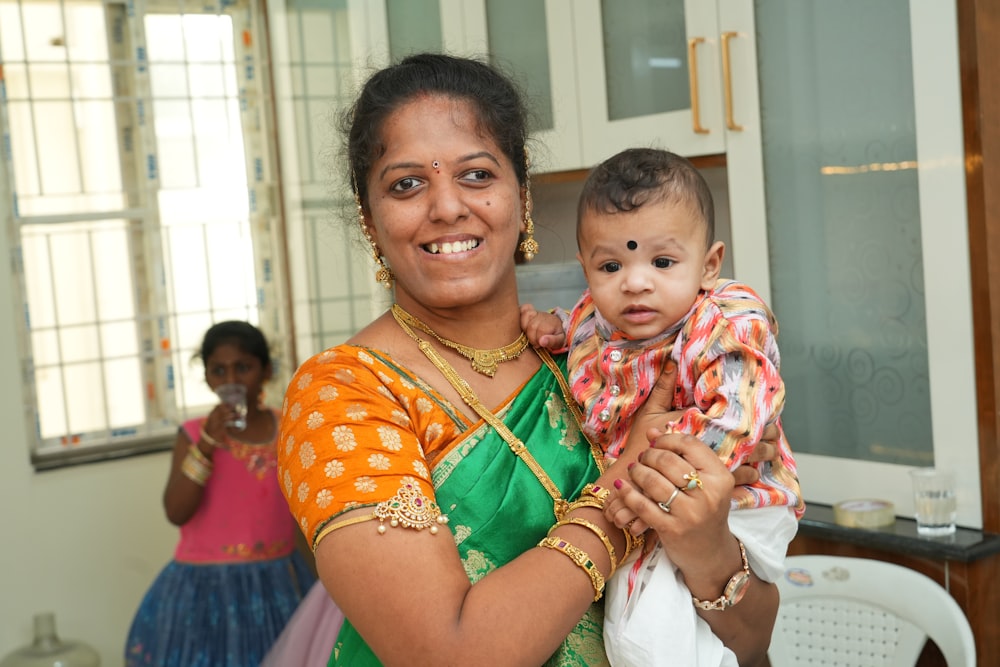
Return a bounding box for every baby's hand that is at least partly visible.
[520,303,567,350]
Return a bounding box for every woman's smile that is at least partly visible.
[423,238,482,255]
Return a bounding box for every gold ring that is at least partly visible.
[657,486,682,513]
[683,471,703,491]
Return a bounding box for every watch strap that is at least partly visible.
[691,540,750,611]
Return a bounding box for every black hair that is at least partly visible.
[577,147,716,246]
[198,320,271,369]
[341,52,530,209]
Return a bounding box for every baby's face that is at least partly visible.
[577,199,722,339]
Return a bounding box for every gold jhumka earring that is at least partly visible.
[517,155,539,262]
[355,190,394,288]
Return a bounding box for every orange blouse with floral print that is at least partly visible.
[278,345,483,548]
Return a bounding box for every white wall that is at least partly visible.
[0,224,178,663]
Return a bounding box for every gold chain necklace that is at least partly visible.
[391,304,530,377]
[393,307,581,519]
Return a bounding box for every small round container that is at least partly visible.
[833,499,896,529]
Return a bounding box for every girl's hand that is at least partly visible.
[201,402,233,447]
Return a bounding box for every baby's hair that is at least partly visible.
[577,147,715,247]
[198,320,271,369]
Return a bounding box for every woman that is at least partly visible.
[277,53,786,666]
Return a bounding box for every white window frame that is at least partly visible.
[1,0,291,470]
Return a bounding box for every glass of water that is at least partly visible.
[215,383,248,431]
[909,467,957,536]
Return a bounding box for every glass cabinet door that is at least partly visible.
[457,0,584,172]
[723,0,980,526]
[574,0,726,165]
[385,0,488,58]
[385,0,444,58]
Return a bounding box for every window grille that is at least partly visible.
[0,0,290,469]
[268,0,387,362]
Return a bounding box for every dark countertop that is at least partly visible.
[798,503,1000,563]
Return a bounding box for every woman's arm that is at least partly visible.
[315,503,615,666]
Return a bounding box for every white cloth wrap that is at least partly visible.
[603,506,797,667]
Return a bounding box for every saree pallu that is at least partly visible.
[331,352,609,667]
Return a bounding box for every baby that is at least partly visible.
[521,147,803,666]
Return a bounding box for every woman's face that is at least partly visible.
[364,95,524,311]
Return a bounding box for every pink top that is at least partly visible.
[174,412,298,563]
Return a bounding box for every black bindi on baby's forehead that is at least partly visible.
[627,240,638,250]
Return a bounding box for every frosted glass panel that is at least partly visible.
[600,0,689,121]
[387,0,442,60]
[756,1,931,466]
[485,0,552,131]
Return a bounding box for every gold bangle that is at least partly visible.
[566,497,604,513]
[538,535,605,601]
[623,527,645,560]
[551,517,617,574]
[199,427,221,448]
[188,444,212,467]
[580,483,611,508]
[180,451,212,486]
[568,491,643,561]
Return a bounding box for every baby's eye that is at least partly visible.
[460,169,492,184]
[600,261,621,273]
[654,257,675,269]
[391,177,422,193]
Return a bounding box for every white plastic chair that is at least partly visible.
[768,554,976,667]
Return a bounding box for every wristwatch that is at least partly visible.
[691,540,751,611]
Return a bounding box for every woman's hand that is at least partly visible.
[607,430,781,665]
[607,430,734,573]
[604,361,780,531]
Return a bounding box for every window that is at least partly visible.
[1,0,289,469]
[267,0,387,360]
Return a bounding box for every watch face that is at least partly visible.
[726,572,751,606]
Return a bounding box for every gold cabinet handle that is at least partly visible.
[687,36,709,134]
[721,31,743,131]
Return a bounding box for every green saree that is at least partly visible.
[330,353,610,666]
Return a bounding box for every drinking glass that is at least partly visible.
[215,383,248,431]
[909,467,957,536]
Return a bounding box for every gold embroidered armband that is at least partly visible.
[313,481,449,548]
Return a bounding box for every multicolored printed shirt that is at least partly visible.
[561,278,803,515]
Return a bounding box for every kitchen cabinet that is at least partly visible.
[572,0,732,164]
[374,1,753,173]
[723,0,979,527]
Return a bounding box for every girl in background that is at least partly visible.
[125,320,315,667]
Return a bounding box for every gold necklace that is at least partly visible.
[393,308,589,519]
[391,303,530,377]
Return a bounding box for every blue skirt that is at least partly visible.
[125,552,316,667]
